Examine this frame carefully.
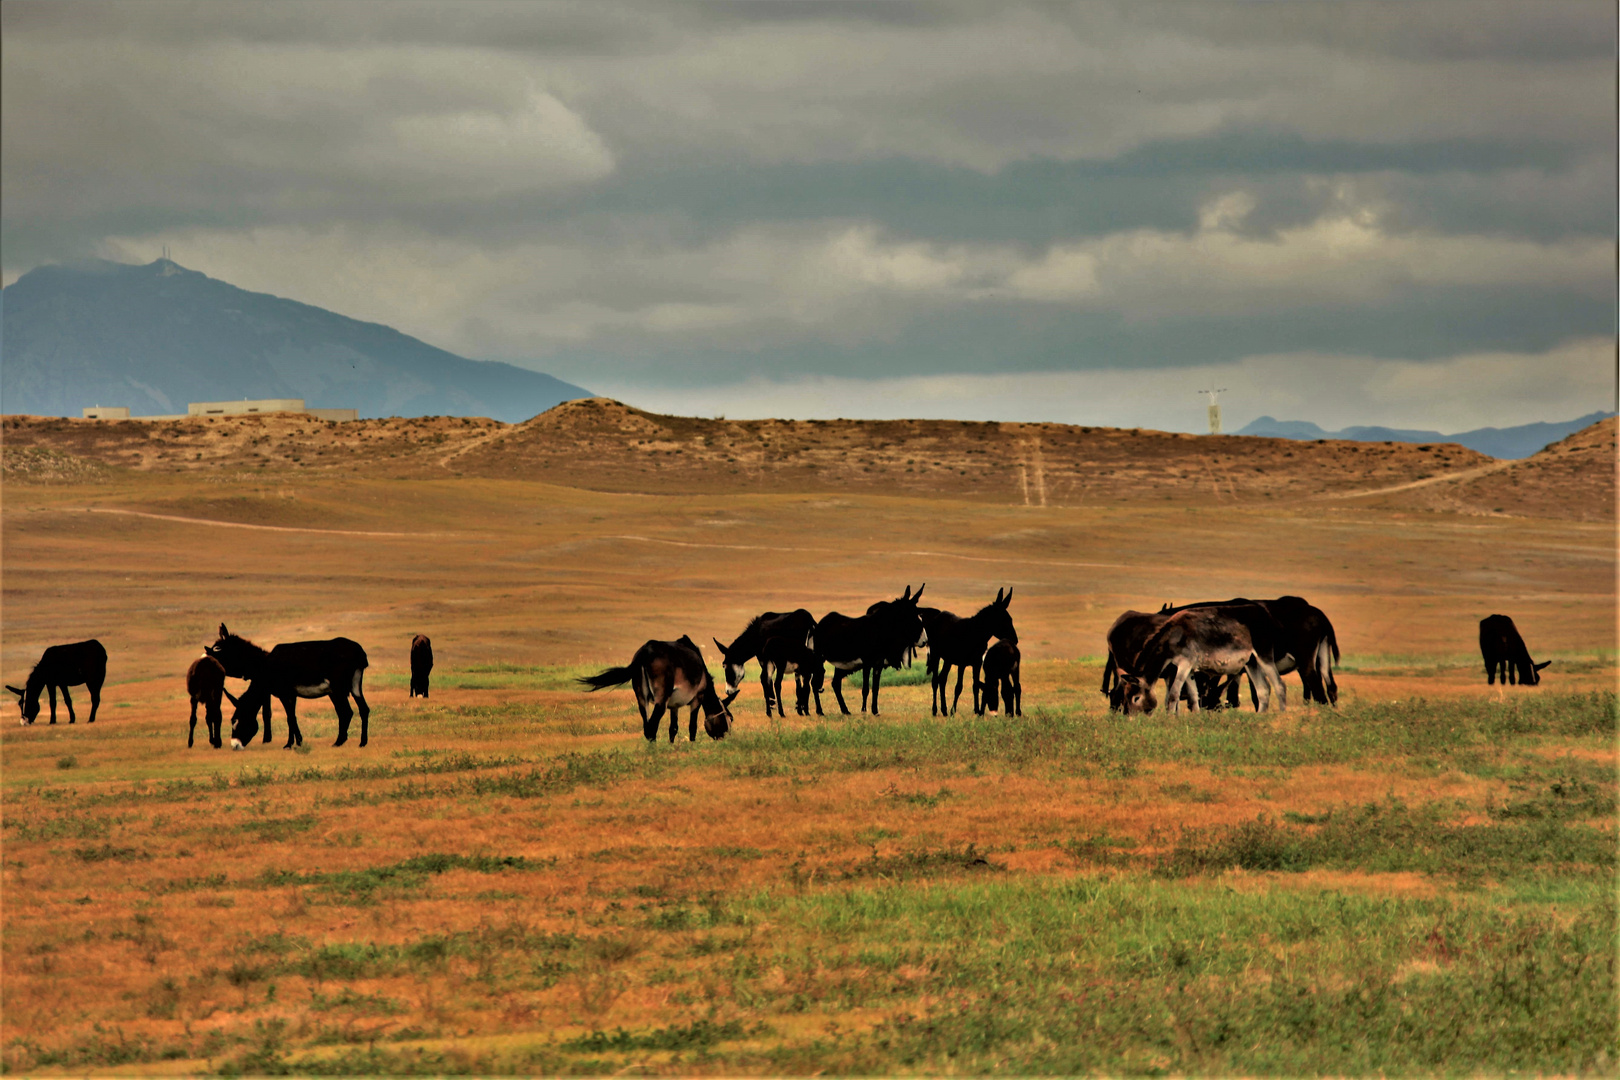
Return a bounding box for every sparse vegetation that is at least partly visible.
[2,425,1613,1074]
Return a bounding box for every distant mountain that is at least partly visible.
[1236,411,1616,459]
[0,258,590,422]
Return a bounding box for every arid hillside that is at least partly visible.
[4,399,1611,518]
[1369,416,1617,522]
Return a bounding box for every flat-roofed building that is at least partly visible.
[188,398,305,416]
[82,406,130,419]
[307,408,359,422]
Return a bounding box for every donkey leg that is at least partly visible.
[189,699,198,748]
[641,700,663,742]
[282,697,302,748]
[352,671,370,747]
[262,697,274,743]
[830,670,851,715]
[86,681,101,723]
[950,667,965,716]
[687,704,699,742]
[860,667,872,713]
[870,667,883,715]
[47,685,59,724]
[330,692,353,747]
[62,686,77,724]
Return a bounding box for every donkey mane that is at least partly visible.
[219,631,270,657]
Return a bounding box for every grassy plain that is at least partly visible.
[1,442,1616,1075]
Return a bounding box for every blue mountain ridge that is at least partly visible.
[0,258,590,423]
[1235,411,1615,460]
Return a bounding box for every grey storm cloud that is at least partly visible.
[1,0,1614,430]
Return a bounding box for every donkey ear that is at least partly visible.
[1004,586,1012,605]
[218,623,229,638]
[995,587,1004,604]
[713,637,727,656]
[5,685,24,699]
[913,583,925,601]
[901,585,911,600]
[1534,660,1552,671]
[223,688,240,706]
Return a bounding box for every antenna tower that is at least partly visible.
[1199,388,1227,435]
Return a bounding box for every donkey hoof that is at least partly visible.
[333,737,347,747]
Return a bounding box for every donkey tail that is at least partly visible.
[578,666,635,692]
[1327,624,1340,662]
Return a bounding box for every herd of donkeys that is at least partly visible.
[6,590,1551,749]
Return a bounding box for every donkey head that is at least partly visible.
[228,694,260,750]
[985,587,1018,645]
[702,687,734,740]
[207,623,267,679]
[1525,659,1552,685]
[882,584,927,667]
[713,637,748,697]
[6,684,38,724]
[1118,674,1158,716]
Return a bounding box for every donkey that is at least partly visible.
[1479,614,1551,686]
[809,585,927,716]
[1169,596,1339,706]
[579,636,735,742]
[758,631,826,716]
[409,634,434,698]
[923,588,1018,716]
[1101,609,1179,713]
[981,640,1021,716]
[1123,607,1287,716]
[186,654,237,748]
[8,640,107,725]
[209,626,371,749]
[714,609,817,715]
[203,623,275,741]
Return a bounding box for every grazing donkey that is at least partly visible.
[8,640,107,725]
[1122,607,1287,716]
[208,625,371,749]
[579,636,734,742]
[409,634,434,698]
[1172,596,1340,706]
[1479,614,1551,686]
[186,654,236,748]
[203,623,274,740]
[1100,608,1187,713]
[713,609,817,715]
[922,588,1017,716]
[981,640,1022,716]
[811,585,928,716]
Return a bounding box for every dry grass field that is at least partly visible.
[2,404,1615,1076]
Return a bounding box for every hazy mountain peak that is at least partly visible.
[1235,411,1616,459]
[1,259,590,422]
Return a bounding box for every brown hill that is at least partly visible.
[1369,415,1616,522]
[5,399,1606,518]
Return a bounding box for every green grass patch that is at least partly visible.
[1158,798,1616,881]
[261,853,538,903]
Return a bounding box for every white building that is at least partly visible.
[188,398,307,416]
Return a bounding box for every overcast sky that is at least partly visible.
[3,1,1615,432]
